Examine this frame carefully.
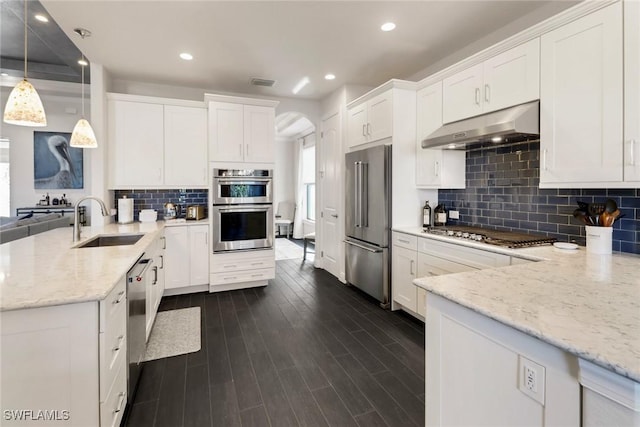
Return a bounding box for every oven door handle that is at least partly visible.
[216,178,272,184]
[217,207,271,213]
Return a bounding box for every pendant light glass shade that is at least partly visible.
[3,79,47,126]
[70,118,97,148]
[3,1,47,127]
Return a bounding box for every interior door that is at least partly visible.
[320,112,341,279]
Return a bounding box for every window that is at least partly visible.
[302,144,315,221]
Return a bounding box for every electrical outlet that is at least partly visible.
[519,356,545,405]
[449,210,460,220]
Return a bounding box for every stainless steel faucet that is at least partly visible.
[73,196,110,242]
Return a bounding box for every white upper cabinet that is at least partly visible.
[346,89,392,147]
[624,0,640,182]
[208,101,276,163]
[540,3,623,186]
[164,105,208,186]
[443,38,540,123]
[109,100,164,187]
[243,105,275,163]
[416,81,465,188]
[108,95,207,189]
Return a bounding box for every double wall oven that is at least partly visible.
[211,169,273,252]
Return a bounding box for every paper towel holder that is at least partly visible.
[118,196,134,224]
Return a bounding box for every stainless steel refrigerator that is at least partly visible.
[345,144,391,308]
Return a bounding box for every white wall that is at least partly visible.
[0,89,91,215]
[273,136,296,209]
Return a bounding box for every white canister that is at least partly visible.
[117,196,134,224]
[585,226,613,255]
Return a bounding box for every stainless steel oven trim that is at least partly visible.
[211,204,273,252]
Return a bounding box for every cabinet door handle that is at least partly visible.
[238,143,243,157]
[542,149,549,171]
[367,123,371,135]
[331,214,338,218]
[434,161,440,177]
[161,236,166,249]
[160,255,164,269]
[224,264,237,269]
[484,84,490,103]
[112,290,125,305]
[251,274,264,278]
[475,88,481,105]
[152,266,158,285]
[627,139,637,165]
[362,124,366,137]
[246,144,249,159]
[398,238,410,244]
[205,232,208,247]
[113,335,124,352]
[224,276,237,280]
[410,260,415,275]
[114,392,126,414]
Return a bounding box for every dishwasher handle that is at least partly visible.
[135,258,153,281]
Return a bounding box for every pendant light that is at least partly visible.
[70,29,97,148]
[3,0,47,127]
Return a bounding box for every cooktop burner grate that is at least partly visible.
[424,225,557,248]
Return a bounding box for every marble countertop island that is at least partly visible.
[0,221,166,312]
[394,227,640,382]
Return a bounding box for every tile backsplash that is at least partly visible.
[438,141,640,254]
[114,189,208,221]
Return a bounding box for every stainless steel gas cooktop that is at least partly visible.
[423,225,557,248]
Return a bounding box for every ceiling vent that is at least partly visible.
[250,78,276,87]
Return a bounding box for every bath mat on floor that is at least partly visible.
[143,307,201,362]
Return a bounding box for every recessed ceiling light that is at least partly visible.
[491,136,503,143]
[78,59,88,66]
[292,77,310,94]
[179,52,193,61]
[324,74,336,80]
[0,73,8,77]
[381,22,396,32]
[34,14,49,23]
[447,144,457,149]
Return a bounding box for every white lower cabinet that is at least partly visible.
[426,292,581,426]
[0,278,128,427]
[392,231,512,320]
[164,224,209,294]
[210,249,275,292]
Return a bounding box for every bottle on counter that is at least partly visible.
[422,200,432,228]
[45,193,50,206]
[434,203,447,226]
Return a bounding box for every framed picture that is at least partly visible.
[34,131,83,189]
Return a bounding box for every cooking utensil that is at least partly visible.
[588,203,605,225]
[609,209,621,226]
[573,209,591,226]
[605,198,618,214]
[600,211,611,227]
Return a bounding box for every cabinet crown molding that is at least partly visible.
[204,93,279,108]
[347,79,416,109]
[106,92,206,108]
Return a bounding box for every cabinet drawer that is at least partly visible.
[418,238,510,269]
[100,278,126,332]
[417,252,478,277]
[211,255,274,273]
[392,232,418,250]
[100,362,127,427]
[99,299,127,401]
[211,267,275,285]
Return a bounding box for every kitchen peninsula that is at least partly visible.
[405,228,640,426]
[0,222,167,427]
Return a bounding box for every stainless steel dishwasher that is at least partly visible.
[126,254,151,400]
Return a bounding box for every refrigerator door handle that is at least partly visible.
[354,161,362,228]
[344,239,383,253]
[361,162,368,228]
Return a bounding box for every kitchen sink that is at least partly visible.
[76,233,144,248]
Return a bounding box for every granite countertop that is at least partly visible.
[393,227,640,382]
[0,221,166,312]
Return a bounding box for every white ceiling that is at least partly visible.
[39,1,577,101]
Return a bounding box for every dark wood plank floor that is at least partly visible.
[124,259,425,427]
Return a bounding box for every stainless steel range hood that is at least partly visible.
[421,101,540,150]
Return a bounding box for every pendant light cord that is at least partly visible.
[24,0,28,78]
[81,57,85,117]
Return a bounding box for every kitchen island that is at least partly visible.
[402,227,640,426]
[0,222,166,427]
